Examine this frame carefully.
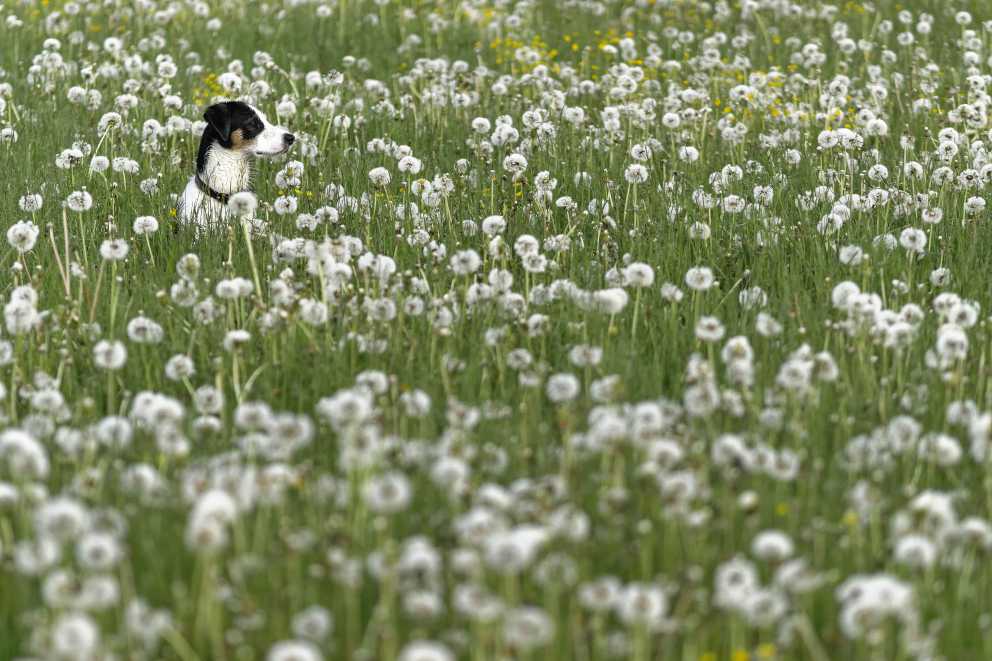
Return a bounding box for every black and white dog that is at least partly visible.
[178,101,295,227]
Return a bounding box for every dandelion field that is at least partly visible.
[6,0,992,659]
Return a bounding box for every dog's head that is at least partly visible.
[201,101,295,158]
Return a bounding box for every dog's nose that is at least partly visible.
[283,133,295,146]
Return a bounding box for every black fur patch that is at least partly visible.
[196,101,264,173]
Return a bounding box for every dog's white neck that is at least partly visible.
[201,146,253,194]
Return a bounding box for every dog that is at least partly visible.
[178,101,295,227]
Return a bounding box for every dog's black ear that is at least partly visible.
[203,103,232,144]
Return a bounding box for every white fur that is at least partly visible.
[178,105,291,229]
[252,107,292,156]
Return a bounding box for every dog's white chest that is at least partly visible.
[178,178,229,228]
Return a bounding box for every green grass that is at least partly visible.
[2,0,992,659]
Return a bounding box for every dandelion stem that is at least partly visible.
[242,220,264,306]
[47,224,71,298]
[87,261,106,324]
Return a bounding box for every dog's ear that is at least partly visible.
[203,103,232,144]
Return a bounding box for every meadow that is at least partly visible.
[2,0,992,659]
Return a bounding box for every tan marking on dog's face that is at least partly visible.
[229,128,255,151]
